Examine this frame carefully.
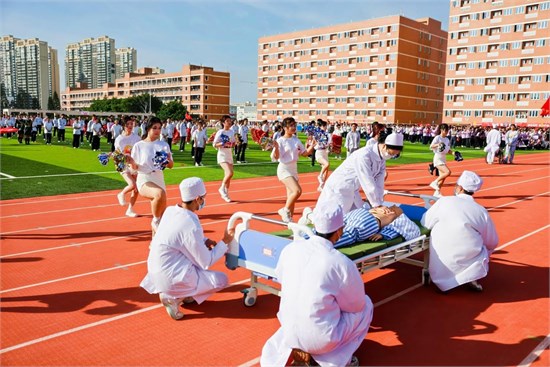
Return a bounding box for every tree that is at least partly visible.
[156,100,187,121]
[47,96,55,110]
[126,93,162,114]
[52,92,61,110]
[0,84,9,111]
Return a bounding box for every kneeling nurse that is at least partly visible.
[140,177,235,320]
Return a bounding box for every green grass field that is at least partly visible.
[0,129,538,200]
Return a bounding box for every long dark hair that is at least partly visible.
[141,116,162,139]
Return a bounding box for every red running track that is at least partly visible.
[1,153,549,366]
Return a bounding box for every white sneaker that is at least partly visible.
[429,180,440,191]
[117,192,126,206]
[125,208,138,217]
[278,207,292,223]
[433,190,442,198]
[159,294,184,320]
[298,207,313,226]
[219,187,231,202]
[195,163,200,167]
[317,184,324,192]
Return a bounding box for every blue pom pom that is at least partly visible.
[98,153,109,166]
[153,150,169,170]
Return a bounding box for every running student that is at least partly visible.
[314,120,331,192]
[213,115,236,202]
[271,117,315,223]
[429,123,452,197]
[128,116,174,234]
[114,117,141,217]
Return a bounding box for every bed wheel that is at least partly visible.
[422,270,431,286]
[242,287,257,307]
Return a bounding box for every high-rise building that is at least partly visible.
[61,64,230,121]
[443,0,550,125]
[257,15,448,124]
[65,35,116,89]
[0,35,19,105]
[0,35,59,109]
[115,47,137,79]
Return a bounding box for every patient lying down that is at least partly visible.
[334,204,421,247]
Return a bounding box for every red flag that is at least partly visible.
[541,97,550,117]
[185,112,192,121]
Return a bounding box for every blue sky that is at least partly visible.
[1,0,450,103]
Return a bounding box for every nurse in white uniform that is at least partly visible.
[421,170,499,292]
[304,132,404,222]
[140,177,235,320]
[261,200,373,367]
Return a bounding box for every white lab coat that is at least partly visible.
[421,194,499,291]
[140,206,228,304]
[484,128,502,163]
[317,143,386,213]
[261,236,373,367]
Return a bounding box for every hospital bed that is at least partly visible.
[225,191,436,306]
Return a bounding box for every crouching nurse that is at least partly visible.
[261,200,373,367]
[140,177,235,320]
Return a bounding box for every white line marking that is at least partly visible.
[518,334,550,367]
[0,225,545,355]
[0,278,250,355]
[0,172,16,179]
[494,224,550,251]
[0,260,146,294]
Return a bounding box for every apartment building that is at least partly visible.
[257,15,448,124]
[65,36,116,89]
[115,47,138,79]
[0,35,60,109]
[443,0,550,125]
[61,64,230,121]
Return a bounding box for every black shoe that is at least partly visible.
[467,281,483,292]
[428,163,435,175]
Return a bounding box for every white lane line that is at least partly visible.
[236,224,550,367]
[3,185,548,260]
[0,278,251,355]
[518,334,550,367]
[494,224,550,251]
[0,260,147,294]
[0,161,279,180]
[1,225,546,357]
[0,172,16,179]
[0,190,291,236]
[1,165,548,225]
[1,153,546,208]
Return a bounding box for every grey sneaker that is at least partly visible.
[159,294,184,320]
[348,355,359,366]
[278,207,292,223]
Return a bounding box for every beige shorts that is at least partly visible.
[217,148,233,165]
[277,162,298,181]
[137,170,166,192]
[315,149,329,164]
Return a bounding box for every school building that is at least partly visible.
[61,64,230,122]
[443,0,550,126]
[256,15,448,124]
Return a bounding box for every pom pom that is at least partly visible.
[260,136,273,150]
[111,149,127,172]
[219,133,230,147]
[153,150,169,170]
[97,153,110,166]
